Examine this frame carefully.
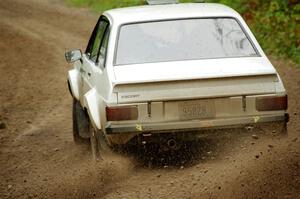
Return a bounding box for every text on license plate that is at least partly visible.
[178,100,215,120]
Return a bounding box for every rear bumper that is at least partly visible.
[105,113,289,134]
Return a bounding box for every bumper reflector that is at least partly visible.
[256,95,288,111]
[106,106,138,121]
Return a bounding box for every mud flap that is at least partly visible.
[83,88,102,130]
[90,128,113,160]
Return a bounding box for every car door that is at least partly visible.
[80,16,110,98]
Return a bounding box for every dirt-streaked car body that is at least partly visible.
[66,2,288,158]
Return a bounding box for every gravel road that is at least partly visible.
[0,0,300,198]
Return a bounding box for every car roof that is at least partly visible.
[104,3,240,25]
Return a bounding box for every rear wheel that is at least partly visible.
[72,98,89,144]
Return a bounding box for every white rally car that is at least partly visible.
[65,0,288,159]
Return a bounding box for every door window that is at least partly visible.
[97,28,109,67]
[86,17,109,66]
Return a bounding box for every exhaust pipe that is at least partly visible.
[167,139,177,150]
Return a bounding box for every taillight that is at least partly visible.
[106,106,138,121]
[256,95,288,111]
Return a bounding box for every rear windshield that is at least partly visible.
[115,18,258,65]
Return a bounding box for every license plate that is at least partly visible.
[178,100,215,120]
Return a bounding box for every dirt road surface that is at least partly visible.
[0,0,300,198]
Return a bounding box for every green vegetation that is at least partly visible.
[213,0,300,64]
[66,0,300,64]
[65,0,142,12]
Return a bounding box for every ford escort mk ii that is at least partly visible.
[65,1,288,159]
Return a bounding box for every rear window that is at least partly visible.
[115,18,258,65]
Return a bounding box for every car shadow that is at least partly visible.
[117,131,248,169]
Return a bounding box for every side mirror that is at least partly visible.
[65,49,82,63]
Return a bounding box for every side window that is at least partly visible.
[85,17,109,65]
[98,29,109,68]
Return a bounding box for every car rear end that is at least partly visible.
[104,67,288,146]
[102,10,288,146]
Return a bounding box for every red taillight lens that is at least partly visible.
[106,106,138,121]
[256,95,288,111]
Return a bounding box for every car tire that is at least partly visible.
[72,98,89,144]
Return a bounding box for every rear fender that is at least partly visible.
[68,69,80,100]
[83,88,104,130]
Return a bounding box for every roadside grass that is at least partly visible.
[65,0,214,13]
[66,0,300,65]
[65,0,143,12]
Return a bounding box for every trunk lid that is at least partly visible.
[112,57,278,103]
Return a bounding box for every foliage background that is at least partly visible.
[66,0,300,64]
